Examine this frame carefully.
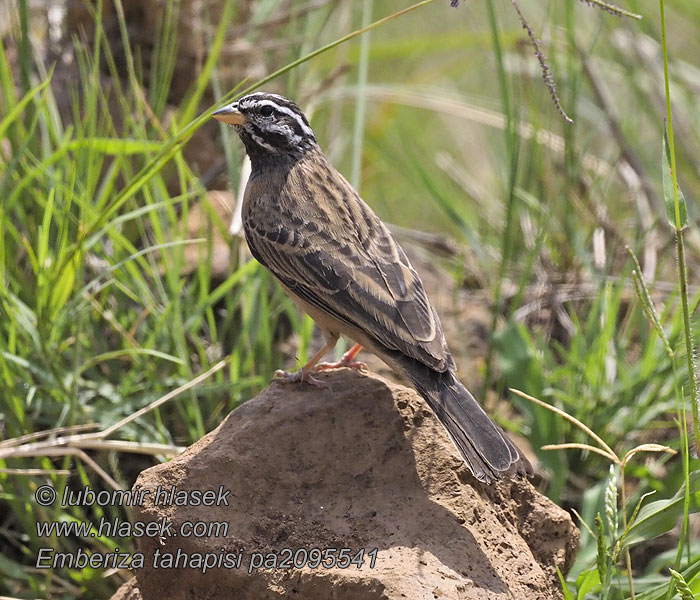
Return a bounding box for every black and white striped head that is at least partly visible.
[213,92,318,165]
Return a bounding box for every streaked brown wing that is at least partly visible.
[243,163,453,373]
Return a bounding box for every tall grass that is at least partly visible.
[495,1,700,597]
[1,0,700,597]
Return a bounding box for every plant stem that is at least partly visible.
[660,0,696,595]
[351,0,373,190]
[620,469,636,600]
[481,0,520,401]
[659,0,699,459]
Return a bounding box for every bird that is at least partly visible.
[212,92,530,482]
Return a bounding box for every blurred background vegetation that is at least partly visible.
[0,0,699,597]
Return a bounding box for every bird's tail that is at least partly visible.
[403,364,531,483]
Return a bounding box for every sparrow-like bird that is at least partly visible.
[213,92,530,482]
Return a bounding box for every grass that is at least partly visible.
[1,0,699,597]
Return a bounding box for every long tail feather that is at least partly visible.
[403,364,531,483]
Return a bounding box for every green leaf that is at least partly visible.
[576,567,601,600]
[50,250,81,319]
[623,470,700,548]
[619,490,656,549]
[0,70,51,141]
[556,565,575,600]
[663,129,687,228]
[37,188,55,274]
[0,552,29,581]
[635,556,700,600]
[76,348,185,376]
[65,137,164,155]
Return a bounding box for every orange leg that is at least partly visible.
[274,335,338,388]
[316,343,367,373]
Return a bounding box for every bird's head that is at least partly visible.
[213,92,318,165]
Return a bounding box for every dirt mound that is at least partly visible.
[112,370,577,599]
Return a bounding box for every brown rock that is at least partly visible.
[115,370,577,600]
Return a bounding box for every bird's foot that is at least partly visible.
[315,359,369,373]
[315,343,366,373]
[273,368,331,389]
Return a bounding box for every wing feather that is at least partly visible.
[243,157,453,372]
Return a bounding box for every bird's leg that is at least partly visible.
[274,333,338,389]
[315,343,368,373]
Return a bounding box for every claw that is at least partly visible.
[315,343,367,373]
[315,360,368,373]
[273,368,331,389]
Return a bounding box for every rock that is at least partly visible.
[113,370,578,600]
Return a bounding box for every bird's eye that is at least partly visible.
[259,105,274,117]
